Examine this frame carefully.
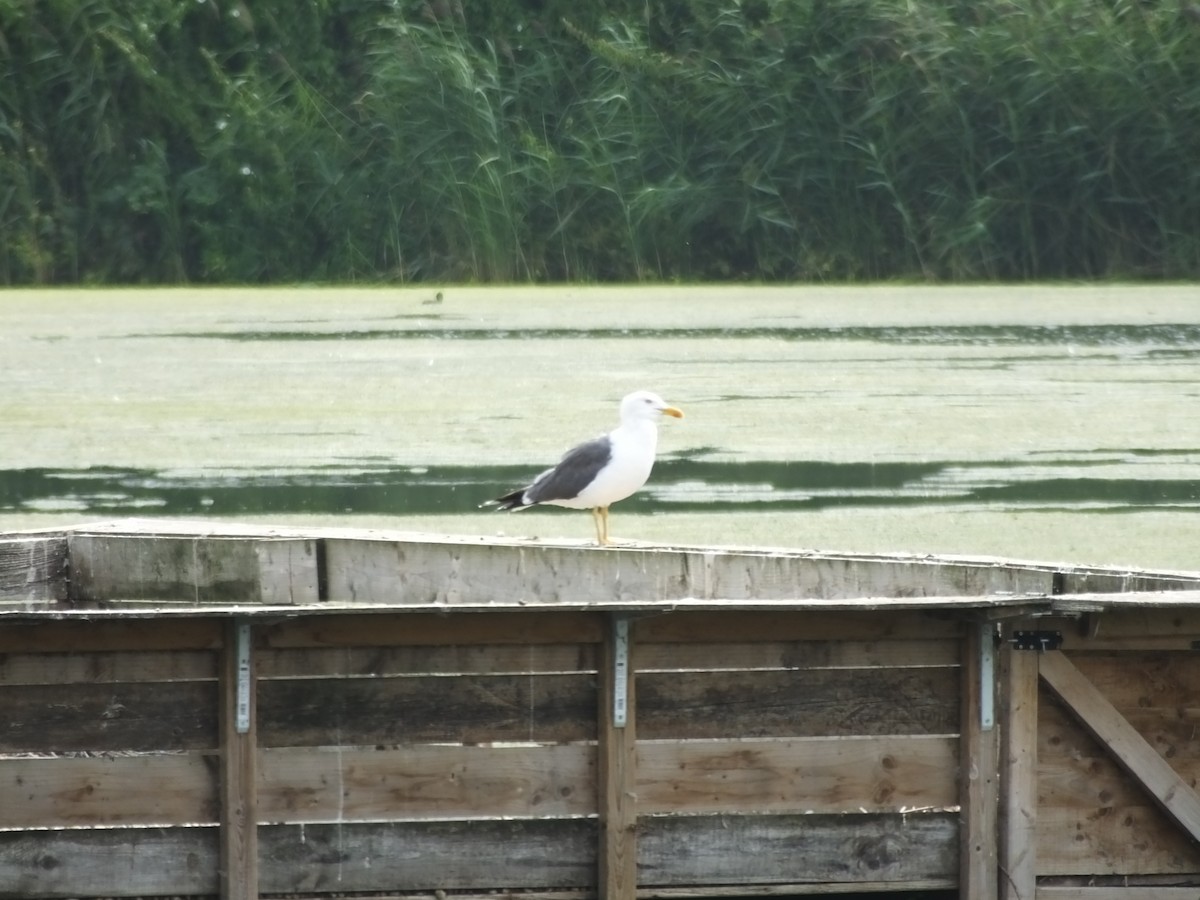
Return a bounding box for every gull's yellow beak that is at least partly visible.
[662,406,684,419]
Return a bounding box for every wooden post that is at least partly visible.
[220,619,258,900]
[961,620,999,900]
[999,634,1038,900]
[598,614,637,900]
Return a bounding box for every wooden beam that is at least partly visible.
[68,533,318,604]
[1037,889,1200,900]
[0,536,68,602]
[999,639,1038,900]
[219,619,258,900]
[1038,650,1200,844]
[258,744,595,822]
[598,614,637,900]
[961,621,999,900]
[636,735,958,815]
[639,812,958,885]
[0,753,217,828]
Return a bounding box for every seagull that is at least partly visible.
[482,391,684,545]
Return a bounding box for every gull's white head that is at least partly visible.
[619,390,684,424]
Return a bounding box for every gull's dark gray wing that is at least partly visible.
[522,436,613,505]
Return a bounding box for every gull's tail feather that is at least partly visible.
[480,488,529,511]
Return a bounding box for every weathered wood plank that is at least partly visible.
[256,537,321,604]
[258,672,596,747]
[1044,609,1200,652]
[1038,888,1200,899]
[1000,643,1039,900]
[0,536,68,602]
[0,618,222,653]
[323,536,1056,606]
[961,622,999,900]
[1066,651,1200,714]
[259,819,597,892]
[1059,569,1200,594]
[637,610,961,643]
[636,735,958,815]
[0,753,217,828]
[599,616,638,900]
[1036,695,1200,877]
[220,620,258,900]
[68,533,316,603]
[259,743,595,821]
[1038,708,1200,811]
[637,666,960,740]
[0,826,219,897]
[636,638,959,672]
[1036,657,1200,772]
[260,642,598,679]
[0,681,218,752]
[263,611,606,648]
[0,649,216,685]
[1036,805,1200,876]
[637,812,959,885]
[1039,650,1200,845]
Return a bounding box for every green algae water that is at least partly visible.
[2,285,1199,569]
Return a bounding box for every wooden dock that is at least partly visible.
[3,521,1200,900]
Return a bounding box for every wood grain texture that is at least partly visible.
[1037,692,1200,876]
[220,620,258,900]
[1044,609,1200,651]
[66,533,319,604]
[1038,888,1200,899]
[0,649,216,686]
[599,616,638,900]
[1039,650,1200,845]
[0,752,217,828]
[0,680,218,753]
[637,666,960,740]
[263,610,607,648]
[258,819,597,892]
[0,536,67,603]
[256,538,321,604]
[0,618,222,653]
[260,642,597,679]
[637,812,959,885]
[322,536,1057,606]
[636,609,961,643]
[69,533,266,602]
[636,735,958,815]
[1037,805,1200,876]
[257,672,596,747]
[1000,644,1039,900]
[636,637,959,672]
[0,827,219,897]
[961,622,999,900]
[259,743,595,822]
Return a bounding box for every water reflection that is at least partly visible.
[3,454,1198,518]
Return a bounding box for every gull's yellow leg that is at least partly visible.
[599,506,610,545]
[590,507,606,545]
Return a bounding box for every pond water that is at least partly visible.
[3,285,1199,570]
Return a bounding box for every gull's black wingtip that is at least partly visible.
[481,488,528,511]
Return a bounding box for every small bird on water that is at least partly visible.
[482,390,684,545]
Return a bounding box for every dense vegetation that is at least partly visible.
[1,0,1198,283]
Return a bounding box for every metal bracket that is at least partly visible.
[612,616,630,728]
[1011,630,1063,652]
[234,620,252,734]
[980,622,995,731]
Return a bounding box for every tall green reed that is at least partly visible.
[1,0,1196,282]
